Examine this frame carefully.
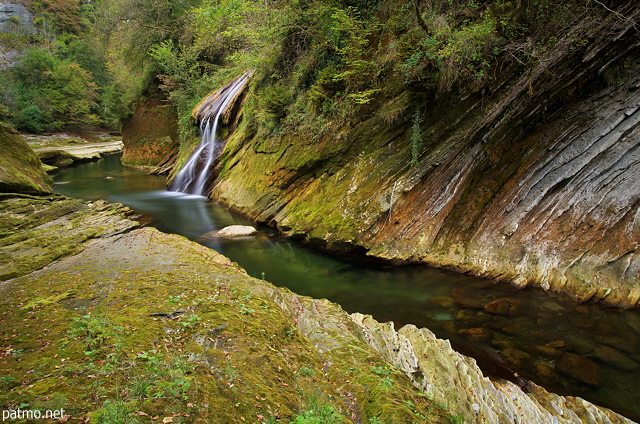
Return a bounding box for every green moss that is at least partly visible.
[0,194,455,423]
[0,123,53,195]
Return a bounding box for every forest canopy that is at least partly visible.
[0,0,635,135]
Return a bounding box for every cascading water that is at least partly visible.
[170,71,252,195]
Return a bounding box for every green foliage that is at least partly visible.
[90,400,139,424]
[291,391,344,424]
[68,313,123,354]
[132,351,194,399]
[399,2,497,92]
[7,48,99,131]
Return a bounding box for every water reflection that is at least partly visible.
[54,154,640,420]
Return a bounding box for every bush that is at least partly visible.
[8,47,99,132]
[15,105,48,133]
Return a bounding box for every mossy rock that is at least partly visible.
[0,195,453,423]
[0,123,53,195]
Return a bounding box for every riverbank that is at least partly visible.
[0,129,636,422]
[0,192,634,423]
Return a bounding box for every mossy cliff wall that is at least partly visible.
[209,9,640,307]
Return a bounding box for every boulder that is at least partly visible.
[202,225,258,238]
[0,123,52,194]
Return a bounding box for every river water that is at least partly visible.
[54,153,640,420]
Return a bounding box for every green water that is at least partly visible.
[54,153,640,420]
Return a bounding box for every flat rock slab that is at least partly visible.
[35,141,124,164]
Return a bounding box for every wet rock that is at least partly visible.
[484,297,520,316]
[593,321,618,336]
[568,313,597,331]
[546,340,568,350]
[501,348,532,370]
[533,362,563,387]
[564,334,598,356]
[459,327,491,343]
[594,332,640,354]
[540,300,565,313]
[491,340,516,351]
[590,346,639,371]
[532,345,563,360]
[453,309,486,326]
[451,289,484,309]
[556,353,601,387]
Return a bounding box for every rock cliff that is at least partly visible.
[208,5,640,307]
[121,93,179,173]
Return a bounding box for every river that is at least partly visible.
[53,153,640,420]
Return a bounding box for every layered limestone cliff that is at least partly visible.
[208,6,640,307]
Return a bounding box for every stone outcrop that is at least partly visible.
[0,2,33,34]
[209,5,640,307]
[0,123,52,195]
[0,193,633,423]
[34,140,124,169]
[121,92,179,172]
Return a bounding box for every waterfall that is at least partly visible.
[170,71,252,195]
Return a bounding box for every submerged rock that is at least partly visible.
[591,346,639,371]
[556,353,601,387]
[484,297,521,316]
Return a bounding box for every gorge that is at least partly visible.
[1,0,640,422]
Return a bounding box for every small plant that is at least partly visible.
[166,295,180,304]
[239,304,256,315]
[181,314,201,328]
[132,351,194,399]
[298,367,314,377]
[291,391,343,424]
[68,314,122,355]
[0,375,17,389]
[90,400,139,424]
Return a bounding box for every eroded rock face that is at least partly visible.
[121,93,179,172]
[209,6,640,307]
[35,141,124,168]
